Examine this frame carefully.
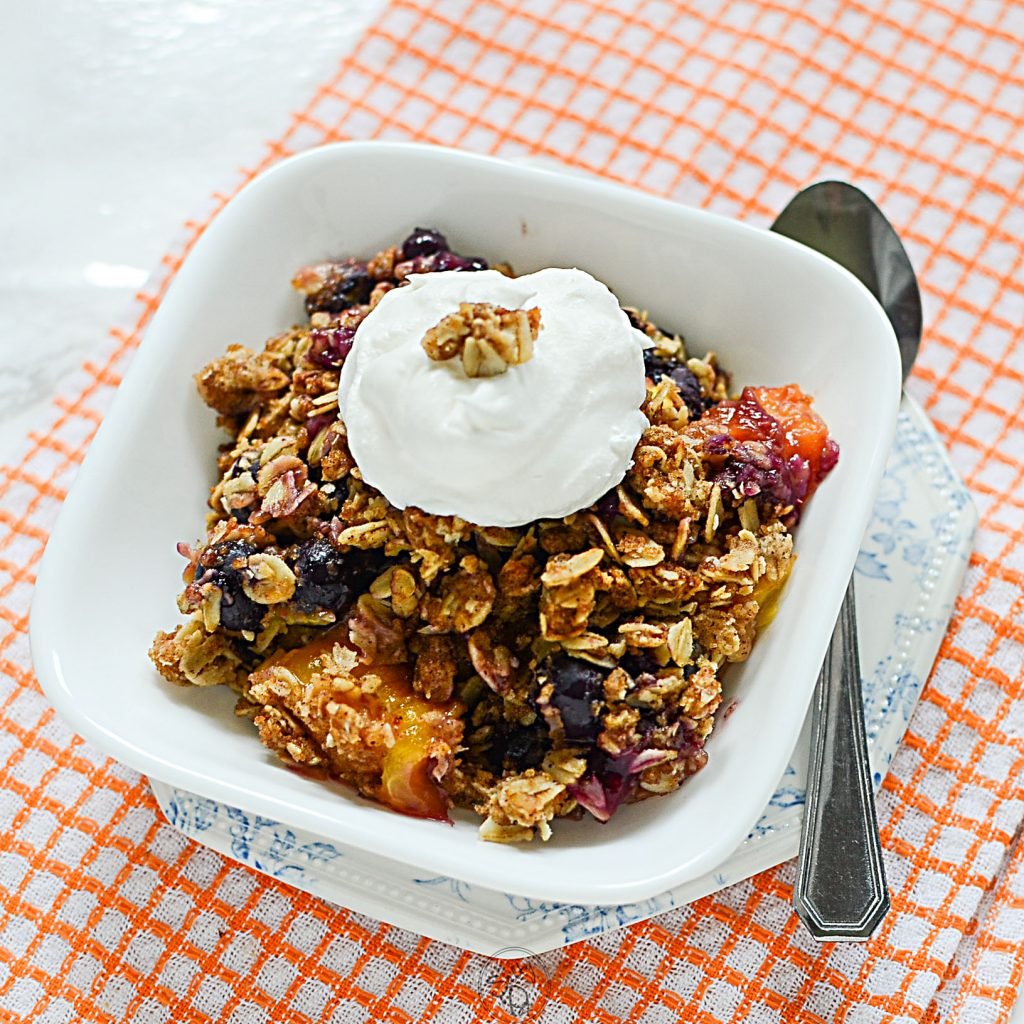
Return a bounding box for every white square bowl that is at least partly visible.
[31,142,901,906]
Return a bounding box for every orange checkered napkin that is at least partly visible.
[2,1,1023,1021]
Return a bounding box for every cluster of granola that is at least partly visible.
[150,227,835,842]
[422,301,541,377]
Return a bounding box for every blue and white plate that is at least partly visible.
[150,395,976,957]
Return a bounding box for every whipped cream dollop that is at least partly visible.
[338,267,649,527]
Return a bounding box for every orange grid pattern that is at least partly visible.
[2,1,1024,1021]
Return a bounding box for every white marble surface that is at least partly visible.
[2,2,1022,1018]
[0,0,381,467]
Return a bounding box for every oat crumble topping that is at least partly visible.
[149,225,838,842]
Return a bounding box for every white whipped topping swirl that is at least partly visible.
[338,268,649,527]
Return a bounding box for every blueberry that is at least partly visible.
[228,450,259,479]
[668,365,704,419]
[223,454,260,524]
[304,412,337,443]
[620,651,661,680]
[570,744,693,822]
[504,723,546,769]
[291,538,383,613]
[198,541,264,633]
[398,249,489,276]
[642,350,704,420]
[711,439,799,511]
[594,488,620,521]
[485,721,546,775]
[304,261,372,315]
[433,251,488,272]
[544,656,605,744]
[641,349,683,386]
[400,227,449,261]
[309,324,356,368]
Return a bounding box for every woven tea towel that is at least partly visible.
[1,2,1023,1022]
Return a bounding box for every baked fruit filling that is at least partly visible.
[149,226,838,842]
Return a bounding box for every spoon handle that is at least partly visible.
[793,576,891,940]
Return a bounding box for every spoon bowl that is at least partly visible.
[772,181,922,381]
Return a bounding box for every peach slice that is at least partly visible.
[259,632,463,821]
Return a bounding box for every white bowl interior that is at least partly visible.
[32,143,901,904]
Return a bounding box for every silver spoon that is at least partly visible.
[771,181,922,941]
